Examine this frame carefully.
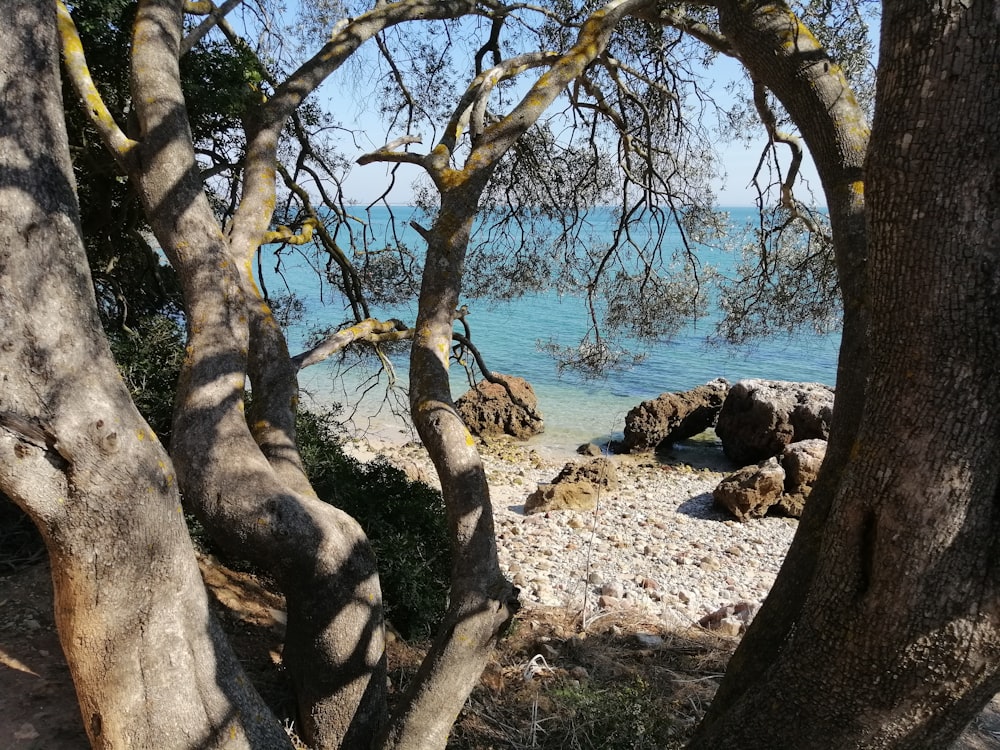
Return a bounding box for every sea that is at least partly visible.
[259,206,840,451]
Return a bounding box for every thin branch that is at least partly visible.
[752,79,820,232]
[356,135,424,166]
[654,5,734,55]
[292,318,411,370]
[181,0,245,57]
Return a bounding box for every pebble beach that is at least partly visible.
[345,430,799,632]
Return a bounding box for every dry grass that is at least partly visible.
[385,606,736,750]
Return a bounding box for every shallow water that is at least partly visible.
[266,206,839,450]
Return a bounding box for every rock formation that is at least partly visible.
[715,379,834,465]
[524,457,618,514]
[455,374,544,439]
[775,438,827,517]
[619,379,729,453]
[712,457,786,521]
[713,438,828,521]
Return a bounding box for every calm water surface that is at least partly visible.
[262,206,839,449]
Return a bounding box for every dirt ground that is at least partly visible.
[2,557,999,749]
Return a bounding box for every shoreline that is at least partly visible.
[337,410,792,631]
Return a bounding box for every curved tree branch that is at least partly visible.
[56,1,137,171]
[292,318,412,370]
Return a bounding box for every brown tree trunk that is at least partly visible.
[376,187,520,750]
[0,3,292,748]
[128,2,387,746]
[693,0,872,726]
[689,1,1000,747]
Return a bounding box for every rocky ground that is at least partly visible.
[363,435,794,634]
[2,431,999,748]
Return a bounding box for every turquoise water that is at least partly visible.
[261,206,840,449]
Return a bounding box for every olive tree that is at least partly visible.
[689,1,1000,746]
[0,3,292,746]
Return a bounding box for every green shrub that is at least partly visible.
[297,409,451,641]
[540,678,678,750]
[107,314,186,446]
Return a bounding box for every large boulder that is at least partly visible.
[776,438,827,517]
[525,458,618,514]
[713,439,828,521]
[455,374,544,439]
[712,457,786,521]
[715,379,834,465]
[620,379,729,453]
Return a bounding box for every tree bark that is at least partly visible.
[0,3,292,747]
[691,0,872,727]
[377,187,520,750]
[689,1,1000,747]
[128,2,388,746]
[373,5,655,745]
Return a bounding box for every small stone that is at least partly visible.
[598,595,621,609]
[587,571,604,585]
[717,616,743,637]
[641,578,659,590]
[601,581,625,598]
[569,665,590,680]
[635,632,665,648]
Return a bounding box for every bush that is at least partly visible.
[107,314,186,446]
[298,409,451,641]
[541,677,678,749]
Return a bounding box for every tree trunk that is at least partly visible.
[693,0,872,726]
[689,1,1000,747]
[377,188,520,750]
[0,4,292,748]
[128,2,387,746]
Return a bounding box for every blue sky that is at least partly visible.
[313,38,825,209]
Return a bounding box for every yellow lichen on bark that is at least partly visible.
[262,216,318,246]
[56,1,137,162]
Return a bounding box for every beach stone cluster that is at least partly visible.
[612,378,834,522]
[377,440,797,633]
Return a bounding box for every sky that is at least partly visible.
[314,38,826,209]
